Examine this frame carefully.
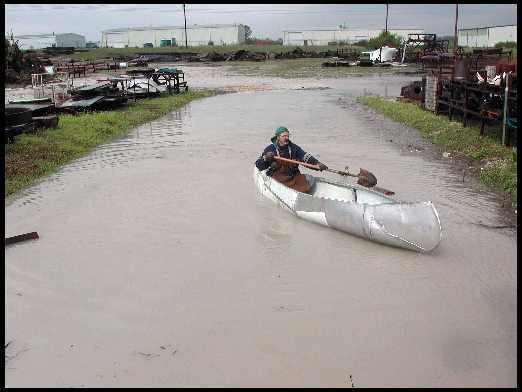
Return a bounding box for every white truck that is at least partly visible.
[359,46,398,65]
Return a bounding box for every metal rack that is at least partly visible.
[435,78,517,145]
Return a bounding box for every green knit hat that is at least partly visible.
[271,126,289,142]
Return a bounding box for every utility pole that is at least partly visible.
[183,4,188,48]
[452,3,459,80]
[379,4,388,62]
[385,4,388,34]
[453,3,459,53]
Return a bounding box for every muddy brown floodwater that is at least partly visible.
[5,65,516,387]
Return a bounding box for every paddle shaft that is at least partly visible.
[271,156,395,196]
[273,156,358,177]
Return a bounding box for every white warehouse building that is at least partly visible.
[283,28,424,46]
[101,24,246,48]
[458,24,517,48]
[10,33,86,50]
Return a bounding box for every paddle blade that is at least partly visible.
[357,168,377,187]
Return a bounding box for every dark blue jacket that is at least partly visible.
[255,141,319,178]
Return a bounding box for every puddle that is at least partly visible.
[5,69,516,388]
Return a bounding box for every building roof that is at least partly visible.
[11,33,84,39]
[102,24,243,33]
[458,24,517,31]
[11,34,55,39]
[283,27,423,32]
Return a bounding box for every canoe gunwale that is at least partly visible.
[304,174,396,203]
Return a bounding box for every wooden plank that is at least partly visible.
[5,232,39,246]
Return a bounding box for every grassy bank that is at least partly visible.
[357,96,517,207]
[5,90,215,198]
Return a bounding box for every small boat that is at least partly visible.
[8,97,53,104]
[70,82,118,98]
[6,102,56,117]
[5,106,32,127]
[253,167,442,252]
[125,79,164,98]
[5,122,35,143]
[322,57,351,67]
[56,95,128,113]
[56,96,105,113]
[32,114,59,129]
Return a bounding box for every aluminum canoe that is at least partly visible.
[253,167,442,252]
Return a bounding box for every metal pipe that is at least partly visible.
[401,41,407,64]
[502,72,509,146]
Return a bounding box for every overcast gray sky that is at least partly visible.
[5,3,518,42]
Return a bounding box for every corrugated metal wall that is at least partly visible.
[458,25,517,47]
[13,35,57,50]
[102,25,245,48]
[458,28,489,47]
[283,29,423,46]
[488,25,517,45]
[56,34,86,48]
[12,33,85,49]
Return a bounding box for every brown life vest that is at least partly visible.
[271,144,311,194]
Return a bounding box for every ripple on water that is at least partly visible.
[61,108,190,173]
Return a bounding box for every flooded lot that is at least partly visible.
[5,66,516,387]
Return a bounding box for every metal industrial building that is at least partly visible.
[458,24,517,48]
[101,24,247,48]
[11,33,86,50]
[283,28,424,46]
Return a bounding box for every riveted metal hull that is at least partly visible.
[254,167,442,252]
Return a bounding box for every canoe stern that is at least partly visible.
[364,201,442,252]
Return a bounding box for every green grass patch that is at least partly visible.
[5,90,215,198]
[223,58,420,79]
[357,96,517,206]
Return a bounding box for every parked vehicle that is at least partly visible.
[358,46,398,65]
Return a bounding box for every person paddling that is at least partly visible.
[255,126,327,193]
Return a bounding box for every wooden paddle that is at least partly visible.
[272,156,395,195]
[273,156,377,185]
[5,231,39,246]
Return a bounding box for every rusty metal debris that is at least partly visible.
[396,43,518,146]
[400,80,425,104]
[399,33,449,64]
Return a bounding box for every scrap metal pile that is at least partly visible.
[399,33,449,64]
[399,45,518,146]
[5,38,50,84]
[5,66,188,143]
[421,47,516,81]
